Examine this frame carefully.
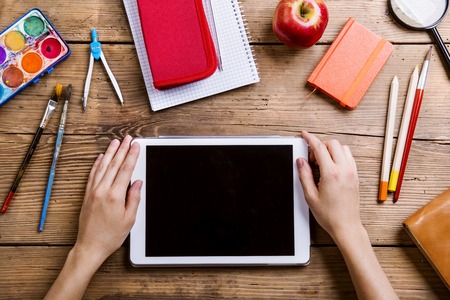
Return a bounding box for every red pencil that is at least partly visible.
[394,47,432,202]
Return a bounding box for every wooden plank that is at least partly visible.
[0,44,448,140]
[0,246,448,299]
[0,0,448,44]
[0,133,448,245]
[0,0,448,298]
[0,0,448,297]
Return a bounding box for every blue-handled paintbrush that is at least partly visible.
[39,84,72,232]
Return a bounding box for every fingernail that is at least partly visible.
[131,143,139,152]
[111,139,120,146]
[296,158,304,169]
[136,180,143,190]
[122,135,131,144]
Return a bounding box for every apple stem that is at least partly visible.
[299,3,312,19]
[300,3,306,18]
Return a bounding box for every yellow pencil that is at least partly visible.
[379,76,398,201]
[388,66,419,192]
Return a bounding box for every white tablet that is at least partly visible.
[130,136,310,266]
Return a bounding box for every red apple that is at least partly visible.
[273,0,328,49]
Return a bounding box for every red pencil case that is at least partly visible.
[137,0,218,90]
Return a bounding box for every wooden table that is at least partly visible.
[1,0,449,298]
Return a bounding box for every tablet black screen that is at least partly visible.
[145,145,294,256]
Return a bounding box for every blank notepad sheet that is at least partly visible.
[123,0,260,111]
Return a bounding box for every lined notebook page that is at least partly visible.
[123,0,259,111]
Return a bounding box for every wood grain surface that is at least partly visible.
[0,0,449,298]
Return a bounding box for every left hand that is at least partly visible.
[74,135,142,265]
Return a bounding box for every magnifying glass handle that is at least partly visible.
[430,27,450,78]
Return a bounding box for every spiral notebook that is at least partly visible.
[123,0,259,111]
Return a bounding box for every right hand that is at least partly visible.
[296,131,363,242]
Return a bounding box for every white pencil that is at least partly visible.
[379,76,399,201]
[388,67,419,192]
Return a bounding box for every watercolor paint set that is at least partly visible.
[0,8,71,106]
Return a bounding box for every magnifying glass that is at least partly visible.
[389,0,450,76]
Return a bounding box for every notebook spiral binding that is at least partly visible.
[233,0,258,81]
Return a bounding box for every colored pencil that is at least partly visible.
[39,85,72,232]
[1,84,62,213]
[394,47,432,202]
[388,66,419,192]
[379,76,398,201]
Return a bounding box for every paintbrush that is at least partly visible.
[1,84,62,213]
[39,84,72,231]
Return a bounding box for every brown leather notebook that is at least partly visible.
[403,188,450,290]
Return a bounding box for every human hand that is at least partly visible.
[74,135,142,266]
[296,131,363,243]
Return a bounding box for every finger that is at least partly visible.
[93,139,121,186]
[101,135,134,187]
[85,153,104,195]
[323,139,346,164]
[112,141,140,197]
[343,145,353,160]
[301,131,334,172]
[301,131,317,164]
[308,147,317,165]
[343,145,358,171]
[125,180,143,223]
[296,158,319,206]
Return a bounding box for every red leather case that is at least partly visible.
[138,0,218,90]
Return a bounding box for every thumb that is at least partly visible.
[296,158,318,206]
[125,180,143,222]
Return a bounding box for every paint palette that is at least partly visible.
[0,8,71,106]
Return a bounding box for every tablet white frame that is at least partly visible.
[130,136,310,266]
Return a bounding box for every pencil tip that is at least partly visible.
[426,47,432,60]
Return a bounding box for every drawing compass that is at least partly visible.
[82,28,124,111]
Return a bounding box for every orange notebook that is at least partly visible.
[308,18,394,110]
